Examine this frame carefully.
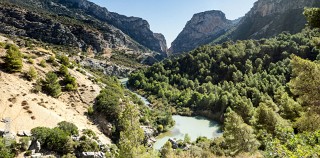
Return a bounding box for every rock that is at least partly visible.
[141,126,157,147]
[169,138,178,149]
[230,0,320,40]
[17,130,32,137]
[78,57,134,78]
[28,140,41,153]
[0,0,168,60]
[170,10,234,54]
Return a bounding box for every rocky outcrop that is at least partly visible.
[169,10,233,54]
[53,0,168,56]
[0,0,168,58]
[230,0,320,40]
[78,57,134,78]
[0,2,151,56]
[170,0,320,54]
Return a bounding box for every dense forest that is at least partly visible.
[127,8,320,157]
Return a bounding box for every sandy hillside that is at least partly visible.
[0,37,111,144]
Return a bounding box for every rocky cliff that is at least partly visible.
[170,0,320,55]
[0,0,167,57]
[230,0,320,40]
[169,10,233,54]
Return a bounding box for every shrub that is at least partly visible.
[32,79,42,93]
[39,60,47,67]
[25,66,37,81]
[47,55,56,63]
[63,74,77,91]
[42,71,61,97]
[58,55,70,66]
[57,121,79,136]
[4,44,23,72]
[87,106,94,116]
[19,137,30,151]
[27,58,34,64]
[59,65,69,76]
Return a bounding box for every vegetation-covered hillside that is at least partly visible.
[128,9,320,157]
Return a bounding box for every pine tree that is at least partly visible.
[118,104,154,158]
[4,45,23,72]
[43,71,61,97]
[223,108,260,155]
[304,8,320,28]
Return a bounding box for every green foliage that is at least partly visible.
[77,136,99,152]
[87,106,94,116]
[118,104,151,158]
[32,78,42,93]
[223,108,260,155]
[160,141,174,158]
[4,44,23,72]
[127,28,320,156]
[19,137,30,151]
[304,8,320,28]
[62,74,77,91]
[59,65,69,76]
[42,71,61,97]
[94,78,123,122]
[47,55,56,63]
[265,130,320,157]
[31,125,78,154]
[39,59,47,67]
[0,137,17,158]
[57,121,79,136]
[289,55,320,106]
[25,66,37,81]
[58,55,70,66]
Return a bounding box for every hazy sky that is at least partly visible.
[89,0,257,47]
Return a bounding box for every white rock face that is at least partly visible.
[170,10,233,54]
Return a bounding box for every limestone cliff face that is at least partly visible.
[0,0,167,57]
[170,10,233,55]
[231,0,320,40]
[55,0,167,56]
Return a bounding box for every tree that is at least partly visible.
[160,141,175,158]
[118,104,151,158]
[289,56,320,106]
[42,71,61,97]
[304,8,320,28]
[223,108,260,155]
[4,44,23,72]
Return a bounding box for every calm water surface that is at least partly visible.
[153,115,222,150]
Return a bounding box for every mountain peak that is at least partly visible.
[169,10,232,54]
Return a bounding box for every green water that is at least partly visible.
[153,115,222,150]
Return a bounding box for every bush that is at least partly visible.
[32,79,42,93]
[57,121,79,136]
[4,44,23,72]
[19,137,30,151]
[47,55,56,63]
[63,74,77,91]
[304,8,320,28]
[39,59,47,67]
[27,58,34,64]
[42,71,61,97]
[87,106,94,116]
[25,67,37,81]
[59,65,69,76]
[59,55,70,66]
[31,126,75,154]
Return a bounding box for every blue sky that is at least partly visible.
[89,0,257,47]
